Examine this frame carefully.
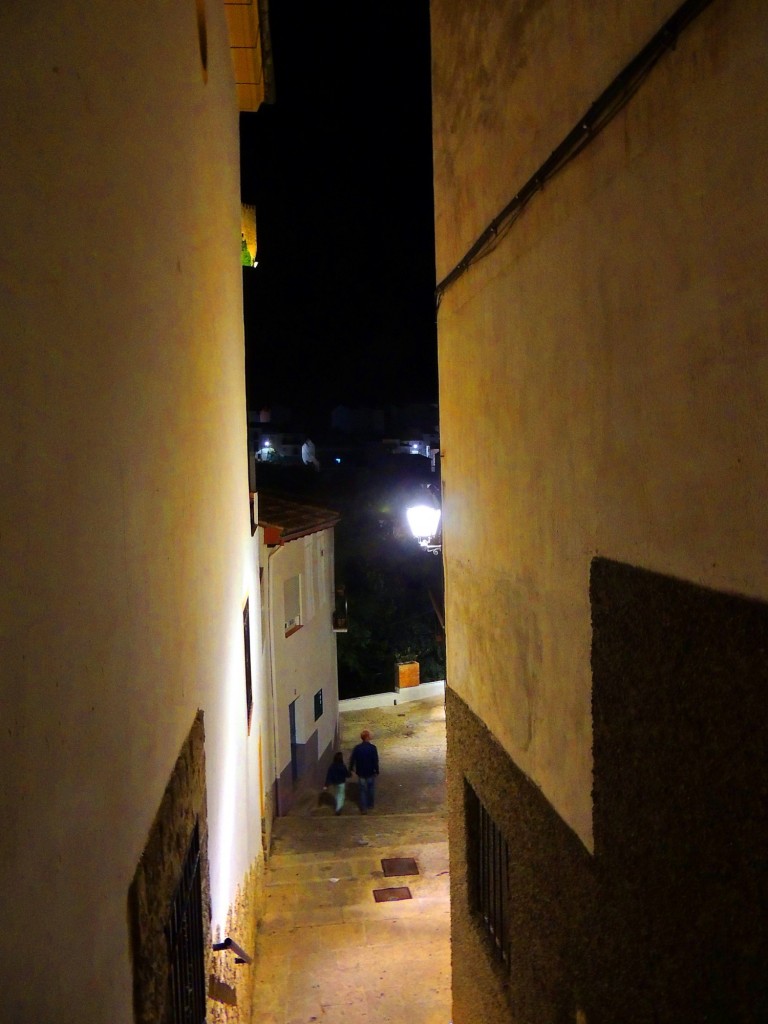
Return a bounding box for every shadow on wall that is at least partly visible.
[446,688,595,1024]
[447,559,767,1024]
[591,558,768,1023]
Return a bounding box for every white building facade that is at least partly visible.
[258,494,341,812]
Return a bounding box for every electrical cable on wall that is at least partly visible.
[435,0,717,307]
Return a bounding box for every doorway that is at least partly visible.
[288,699,299,782]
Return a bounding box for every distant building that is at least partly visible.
[380,433,440,469]
[331,404,387,435]
[247,410,308,464]
[389,401,440,435]
[252,404,294,426]
[254,430,304,463]
[331,403,439,438]
[301,437,320,470]
[257,493,341,812]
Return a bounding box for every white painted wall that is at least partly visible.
[0,2,265,1018]
[261,528,340,793]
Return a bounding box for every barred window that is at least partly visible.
[165,822,206,1024]
[465,779,510,965]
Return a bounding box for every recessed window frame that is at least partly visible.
[165,820,206,1024]
[284,574,302,637]
[243,599,253,733]
[465,779,511,966]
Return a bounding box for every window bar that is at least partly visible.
[492,807,499,946]
[493,813,500,948]
[466,780,510,967]
[166,822,207,1024]
[480,801,488,924]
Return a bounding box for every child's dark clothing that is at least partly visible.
[326,762,351,785]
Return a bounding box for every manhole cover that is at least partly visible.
[373,886,412,903]
[381,857,419,877]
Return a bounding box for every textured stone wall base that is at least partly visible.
[208,857,267,1024]
[129,713,271,1024]
[446,686,594,1024]
[129,712,211,1024]
[591,558,768,1022]
[448,560,768,1024]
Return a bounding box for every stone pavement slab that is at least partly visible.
[250,697,452,1024]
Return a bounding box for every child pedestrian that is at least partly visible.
[324,751,352,815]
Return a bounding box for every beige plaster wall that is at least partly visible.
[432,0,679,283]
[0,3,265,1019]
[432,0,768,847]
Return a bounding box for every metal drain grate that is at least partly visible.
[373,886,412,902]
[381,857,419,877]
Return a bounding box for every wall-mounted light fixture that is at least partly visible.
[212,936,253,965]
[406,504,442,554]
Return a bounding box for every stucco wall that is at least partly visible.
[130,712,211,1024]
[432,0,679,283]
[263,528,339,809]
[447,555,768,1024]
[446,687,595,1024]
[590,558,768,1021]
[0,3,265,1019]
[432,0,768,849]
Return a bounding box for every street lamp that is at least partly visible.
[406,504,442,554]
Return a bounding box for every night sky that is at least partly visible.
[240,2,437,426]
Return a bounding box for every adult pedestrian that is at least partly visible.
[324,752,351,815]
[349,729,379,813]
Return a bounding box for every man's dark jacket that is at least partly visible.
[350,740,379,778]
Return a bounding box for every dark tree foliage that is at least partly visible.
[335,495,445,698]
[257,461,445,698]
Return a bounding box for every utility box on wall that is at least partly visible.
[395,661,419,690]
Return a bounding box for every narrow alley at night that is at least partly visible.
[2,1,767,1023]
[249,694,450,1024]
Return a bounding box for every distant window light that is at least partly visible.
[335,457,342,464]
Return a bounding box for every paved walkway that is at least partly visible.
[250,695,452,1024]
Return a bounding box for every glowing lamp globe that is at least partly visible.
[406,504,441,541]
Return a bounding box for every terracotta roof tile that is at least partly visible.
[257,492,340,544]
